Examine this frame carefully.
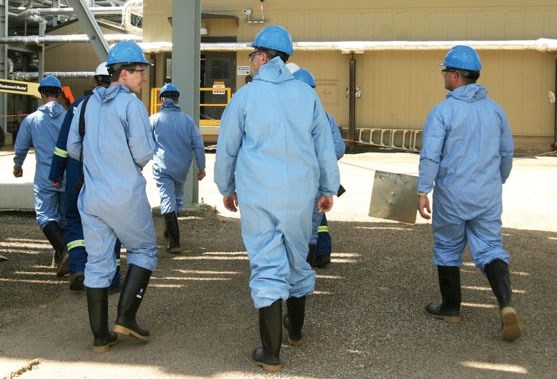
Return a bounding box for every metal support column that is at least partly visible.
[38,21,46,80]
[172,0,201,206]
[0,0,6,143]
[348,53,356,145]
[65,0,109,61]
[553,58,557,151]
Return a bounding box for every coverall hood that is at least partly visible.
[93,84,132,103]
[38,100,65,119]
[447,83,487,103]
[254,56,295,85]
[162,98,180,110]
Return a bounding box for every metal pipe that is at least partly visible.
[348,53,356,145]
[10,71,96,80]
[0,34,141,44]
[122,0,143,35]
[23,36,555,56]
[137,38,557,54]
[17,7,124,18]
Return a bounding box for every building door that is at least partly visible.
[200,51,236,122]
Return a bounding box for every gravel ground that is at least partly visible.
[0,150,556,379]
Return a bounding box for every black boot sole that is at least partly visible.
[166,244,182,254]
[425,303,461,323]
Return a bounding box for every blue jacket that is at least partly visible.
[150,99,206,183]
[418,83,514,218]
[326,113,345,160]
[67,85,155,215]
[49,96,87,183]
[15,100,66,190]
[215,57,340,204]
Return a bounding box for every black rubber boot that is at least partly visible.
[485,259,521,342]
[42,221,68,276]
[112,264,152,341]
[164,212,181,253]
[283,296,305,346]
[69,272,85,291]
[312,254,331,269]
[252,299,282,372]
[306,244,317,266]
[86,287,118,353]
[425,266,461,323]
[313,214,332,268]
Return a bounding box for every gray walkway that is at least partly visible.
[2,149,556,232]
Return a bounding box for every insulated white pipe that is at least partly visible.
[17,7,124,17]
[138,38,557,54]
[0,34,141,44]
[10,71,96,80]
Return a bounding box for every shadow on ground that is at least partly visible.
[0,208,556,378]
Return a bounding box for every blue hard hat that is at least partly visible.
[293,68,316,88]
[38,75,61,90]
[106,40,151,66]
[160,83,180,99]
[441,45,482,71]
[251,25,294,56]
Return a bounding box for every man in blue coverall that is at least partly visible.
[286,64,346,268]
[417,45,520,342]
[67,41,157,353]
[13,75,68,277]
[150,83,206,253]
[215,25,340,372]
[50,62,121,292]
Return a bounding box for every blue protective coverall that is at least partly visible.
[49,96,120,287]
[310,113,345,250]
[417,83,514,269]
[14,101,66,228]
[214,57,340,309]
[67,85,157,288]
[150,98,206,215]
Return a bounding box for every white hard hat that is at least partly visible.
[94,62,109,76]
[285,62,300,74]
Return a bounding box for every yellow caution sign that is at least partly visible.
[0,79,41,98]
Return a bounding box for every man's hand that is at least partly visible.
[13,166,22,178]
[51,181,62,190]
[317,195,333,213]
[418,193,431,220]
[197,169,206,181]
[223,193,238,212]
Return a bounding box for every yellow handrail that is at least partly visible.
[150,87,232,115]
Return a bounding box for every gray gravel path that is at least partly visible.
[0,150,556,379]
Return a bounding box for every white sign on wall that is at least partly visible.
[237,66,251,76]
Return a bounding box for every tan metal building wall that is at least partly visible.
[44,22,115,99]
[48,0,556,152]
[139,0,557,152]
